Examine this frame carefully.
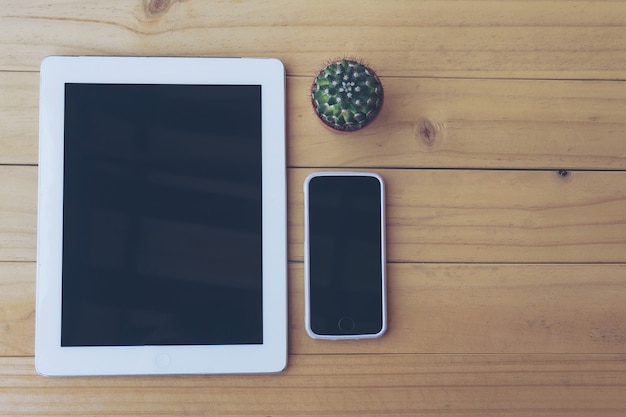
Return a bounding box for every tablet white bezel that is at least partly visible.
[36,56,287,376]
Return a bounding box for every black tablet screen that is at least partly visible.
[61,83,263,346]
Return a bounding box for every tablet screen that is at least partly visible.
[61,83,263,347]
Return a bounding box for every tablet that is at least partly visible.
[36,56,287,376]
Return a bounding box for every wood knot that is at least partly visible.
[144,0,178,18]
[555,169,573,182]
[415,118,438,147]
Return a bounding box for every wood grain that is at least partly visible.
[289,263,626,355]
[0,263,34,356]
[3,73,626,169]
[5,262,625,357]
[0,72,38,165]
[287,77,626,170]
[1,355,625,417]
[1,1,626,79]
[289,168,626,263]
[5,167,626,263]
[0,166,37,262]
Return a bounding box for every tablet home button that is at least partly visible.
[155,353,171,368]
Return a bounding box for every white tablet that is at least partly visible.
[36,56,287,376]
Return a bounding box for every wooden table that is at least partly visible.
[2,1,626,415]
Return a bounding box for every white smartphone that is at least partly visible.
[304,172,387,340]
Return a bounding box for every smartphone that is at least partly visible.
[304,172,386,339]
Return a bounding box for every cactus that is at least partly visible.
[311,58,384,132]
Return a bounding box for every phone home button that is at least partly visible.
[338,316,355,332]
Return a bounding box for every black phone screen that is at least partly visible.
[306,174,385,336]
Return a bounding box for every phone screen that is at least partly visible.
[305,173,385,338]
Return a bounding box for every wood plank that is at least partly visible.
[287,77,626,170]
[4,166,626,263]
[0,167,37,262]
[3,72,626,168]
[289,168,626,263]
[1,354,625,416]
[0,72,38,165]
[289,263,626,355]
[1,1,626,79]
[0,263,34,356]
[5,262,625,356]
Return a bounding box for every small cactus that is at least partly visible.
[311,58,384,132]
